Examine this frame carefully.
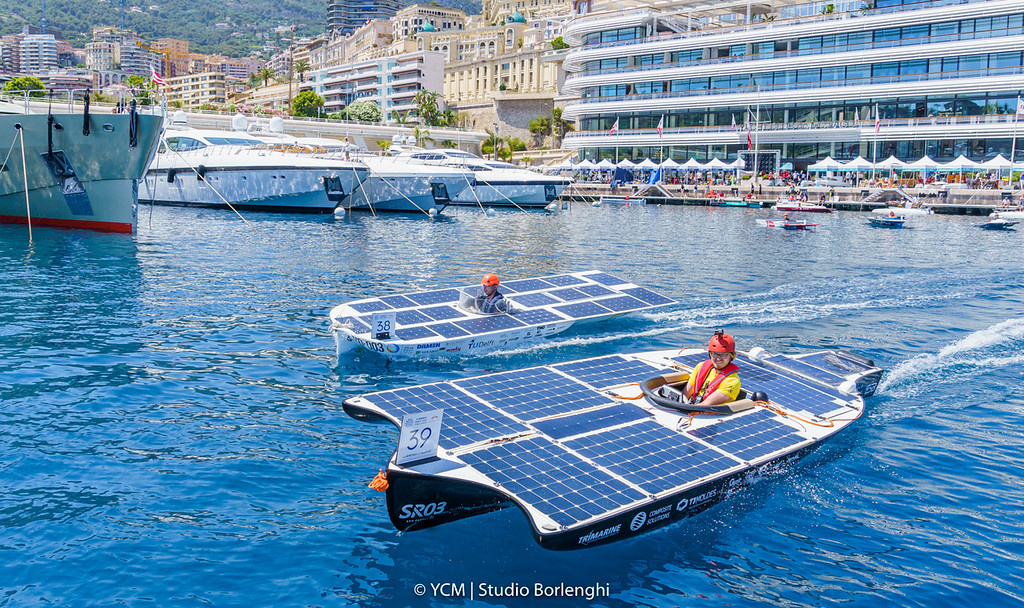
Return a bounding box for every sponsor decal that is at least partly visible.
[386,343,399,353]
[354,337,386,353]
[418,343,441,349]
[577,524,621,545]
[468,340,495,350]
[446,347,461,353]
[398,501,447,520]
[630,511,647,531]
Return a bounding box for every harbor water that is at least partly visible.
[1,203,1022,607]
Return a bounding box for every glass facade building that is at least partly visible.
[561,0,1024,168]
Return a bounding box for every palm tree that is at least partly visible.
[412,126,434,147]
[376,140,392,153]
[412,90,441,126]
[391,110,410,125]
[256,67,274,88]
[293,60,310,82]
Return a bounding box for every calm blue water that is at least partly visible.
[2,203,1023,607]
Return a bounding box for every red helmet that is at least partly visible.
[481,273,500,286]
[708,329,735,354]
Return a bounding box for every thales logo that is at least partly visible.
[630,511,647,531]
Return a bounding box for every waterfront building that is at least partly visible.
[164,71,227,109]
[328,0,403,36]
[20,34,58,73]
[318,50,444,121]
[483,0,572,24]
[561,0,1024,169]
[153,38,191,78]
[394,4,466,39]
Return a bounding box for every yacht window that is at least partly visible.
[165,137,206,151]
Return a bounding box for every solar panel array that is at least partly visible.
[671,353,849,418]
[347,349,864,530]
[335,272,674,343]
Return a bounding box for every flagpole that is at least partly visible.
[1011,96,1021,185]
[753,87,760,181]
[871,103,879,182]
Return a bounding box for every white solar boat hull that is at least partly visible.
[328,271,675,359]
[871,205,933,216]
[343,347,882,550]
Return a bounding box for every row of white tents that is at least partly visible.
[808,154,1022,172]
[554,157,745,171]
[552,154,1022,172]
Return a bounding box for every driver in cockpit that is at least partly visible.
[476,273,507,314]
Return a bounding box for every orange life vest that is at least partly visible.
[688,359,740,402]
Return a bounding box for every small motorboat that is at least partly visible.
[771,200,833,213]
[598,196,646,205]
[871,203,933,216]
[975,218,1018,230]
[757,218,818,230]
[328,271,675,359]
[989,206,1024,219]
[342,346,882,550]
[710,199,763,208]
[867,215,906,228]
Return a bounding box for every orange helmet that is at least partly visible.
[481,273,500,286]
[708,329,735,354]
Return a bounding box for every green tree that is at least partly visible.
[347,100,383,122]
[440,139,458,148]
[376,139,392,152]
[126,75,153,105]
[551,107,575,145]
[391,110,410,125]
[247,73,261,89]
[550,36,569,50]
[528,115,551,136]
[412,89,441,126]
[3,76,46,98]
[293,59,310,82]
[506,136,526,153]
[412,126,433,147]
[257,67,274,87]
[291,90,324,117]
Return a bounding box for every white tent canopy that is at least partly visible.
[842,156,874,171]
[903,155,939,171]
[636,158,659,169]
[660,158,681,169]
[615,158,636,168]
[595,158,616,169]
[808,156,846,171]
[731,158,746,168]
[703,157,731,170]
[553,158,575,169]
[576,159,596,169]
[980,154,1012,170]
[938,155,981,172]
[680,158,705,170]
[874,155,908,171]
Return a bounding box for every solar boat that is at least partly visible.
[328,272,675,359]
[757,218,819,230]
[342,346,883,550]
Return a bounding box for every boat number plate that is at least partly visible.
[372,311,396,339]
[397,409,443,465]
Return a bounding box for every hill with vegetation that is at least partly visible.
[0,0,482,58]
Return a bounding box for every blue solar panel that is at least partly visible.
[501,278,553,293]
[621,287,675,306]
[428,322,470,339]
[335,316,370,333]
[553,301,612,319]
[396,309,432,326]
[349,300,392,313]
[565,420,738,495]
[549,288,590,302]
[582,272,627,286]
[395,326,440,341]
[510,309,566,325]
[361,383,530,449]
[419,305,466,321]
[553,355,673,389]
[453,367,612,421]
[512,292,560,308]
[459,436,646,526]
[532,403,651,440]
[543,274,588,287]
[595,295,648,313]
[380,294,416,309]
[576,284,615,298]
[687,409,805,462]
[767,356,846,384]
[453,314,525,335]
[406,289,461,306]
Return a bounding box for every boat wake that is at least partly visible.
[877,317,1024,398]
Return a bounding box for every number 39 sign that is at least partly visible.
[396,409,443,465]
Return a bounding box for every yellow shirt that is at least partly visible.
[691,360,742,401]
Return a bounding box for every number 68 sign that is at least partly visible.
[396,409,443,465]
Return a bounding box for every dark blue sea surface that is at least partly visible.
[1,203,1022,607]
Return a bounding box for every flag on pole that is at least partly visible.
[1017,96,1024,116]
[608,117,619,135]
[656,115,663,138]
[853,108,859,127]
[746,110,753,149]
[874,103,881,135]
[731,113,736,130]
[151,65,166,86]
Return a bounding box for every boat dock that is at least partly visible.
[560,184,1018,215]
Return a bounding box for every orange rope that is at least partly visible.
[607,383,645,400]
[755,400,835,428]
[368,468,389,491]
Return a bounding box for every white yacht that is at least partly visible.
[397,146,572,208]
[1,97,161,233]
[341,144,473,215]
[141,112,368,213]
